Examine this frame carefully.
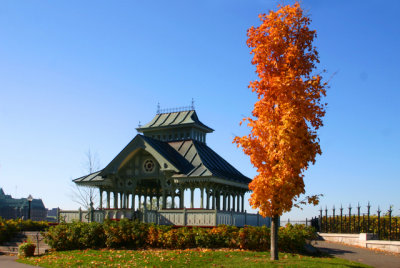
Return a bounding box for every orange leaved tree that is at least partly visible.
[234,2,327,260]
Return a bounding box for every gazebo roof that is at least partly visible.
[136,110,214,133]
[74,135,251,186]
[169,140,251,184]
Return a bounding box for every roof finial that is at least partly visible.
[191,98,195,110]
[157,102,160,114]
[138,121,141,127]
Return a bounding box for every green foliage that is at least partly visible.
[322,215,400,240]
[18,248,372,268]
[0,218,49,244]
[44,221,105,250]
[44,221,316,253]
[279,224,316,252]
[103,219,148,249]
[18,241,36,257]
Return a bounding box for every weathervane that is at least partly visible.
[156,99,196,114]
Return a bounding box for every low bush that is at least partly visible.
[45,221,105,250]
[0,218,49,244]
[43,219,316,253]
[18,241,36,257]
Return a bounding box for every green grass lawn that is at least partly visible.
[18,248,371,267]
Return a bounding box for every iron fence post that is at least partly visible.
[325,206,328,233]
[348,204,352,233]
[388,206,392,240]
[367,202,371,233]
[362,214,365,233]
[357,203,361,233]
[319,207,323,232]
[340,205,343,233]
[332,206,336,233]
[377,206,381,240]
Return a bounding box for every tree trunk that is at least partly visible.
[270,215,279,260]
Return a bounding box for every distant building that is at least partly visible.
[0,188,47,221]
[46,208,59,222]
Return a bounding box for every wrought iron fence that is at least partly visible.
[312,203,400,241]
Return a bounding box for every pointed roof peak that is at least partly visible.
[137,109,213,133]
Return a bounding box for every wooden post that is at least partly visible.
[206,188,210,209]
[106,191,110,209]
[215,209,218,227]
[183,208,187,226]
[190,188,194,209]
[241,194,245,213]
[200,188,204,209]
[237,194,240,212]
[99,188,103,209]
[79,207,82,222]
[223,192,226,211]
[120,192,124,209]
[171,190,175,209]
[162,190,166,209]
[132,189,136,210]
[114,192,118,209]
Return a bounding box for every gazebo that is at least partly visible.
[67,107,269,227]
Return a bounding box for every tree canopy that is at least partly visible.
[234,1,327,219]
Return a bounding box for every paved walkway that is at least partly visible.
[0,254,35,267]
[313,240,400,268]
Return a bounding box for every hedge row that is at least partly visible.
[43,219,317,252]
[0,218,49,243]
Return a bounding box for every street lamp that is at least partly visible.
[27,195,33,220]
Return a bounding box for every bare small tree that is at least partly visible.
[70,149,101,209]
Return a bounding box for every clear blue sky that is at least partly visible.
[0,0,399,220]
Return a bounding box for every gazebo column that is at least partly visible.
[216,191,220,210]
[143,194,147,210]
[138,195,142,210]
[241,193,245,213]
[190,188,194,209]
[171,189,176,209]
[236,194,240,212]
[132,191,136,210]
[99,189,103,209]
[123,192,127,208]
[179,188,184,209]
[206,188,210,209]
[227,194,231,211]
[120,192,124,209]
[149,195,153,210]
[212,191,216,210]
[113,192,118,209]
[106,191,110,209]
[232,194,236,211]
[200,188,204,209]
[157,195,160,210]
[223,192,226,211]
[162,190,166,209]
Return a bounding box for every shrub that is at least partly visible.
[43,221,105,250]
[43,221,316,253]
[18,241,36,257]
[0,218,49,244]
[103,219,149,249]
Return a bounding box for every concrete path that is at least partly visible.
[313,240,400,268]
[0,254,36,267]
